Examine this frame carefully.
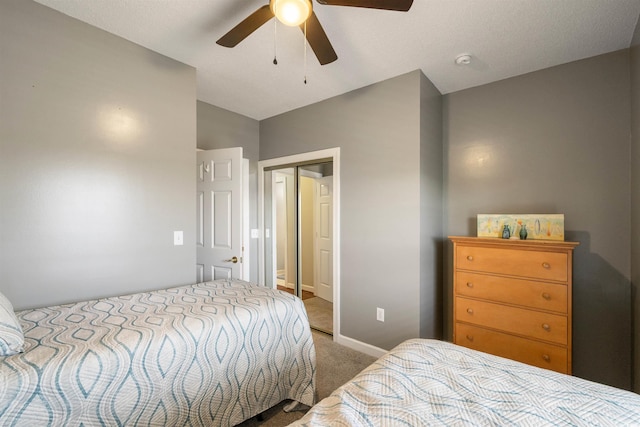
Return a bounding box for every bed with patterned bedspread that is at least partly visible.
[0,279,316,426]
[291,338,640,426]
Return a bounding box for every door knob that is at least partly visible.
[224,256,239,264]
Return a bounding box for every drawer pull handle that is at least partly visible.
[542,354,551,362]
[466,335,474,342]
[542,262,551,269]
[466,282,474,288]
[466,308,474,315]
[542,292,551,300]
[542,323,551,331]
[466,255,474,261]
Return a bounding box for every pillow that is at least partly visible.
[0,291,24,356]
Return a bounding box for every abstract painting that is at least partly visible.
[477,214,565,241]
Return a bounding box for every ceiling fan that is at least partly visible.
[216,0,414,65]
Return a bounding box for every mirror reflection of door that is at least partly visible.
[269,162,333,335]
[274,169,294,292]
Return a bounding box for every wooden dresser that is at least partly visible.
[449,236,579,374]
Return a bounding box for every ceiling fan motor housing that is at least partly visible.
[270,0,313,26]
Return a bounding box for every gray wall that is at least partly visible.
[197,101,259,161]
[0,0,196,310]
[261,70,442,350]
[444,50,632,389]
[420,73,444,338]
[197,101,260,282]
[631,21,640,392]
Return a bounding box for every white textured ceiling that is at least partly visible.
[33,0,640,120]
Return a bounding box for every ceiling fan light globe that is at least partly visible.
[271,0,312,26]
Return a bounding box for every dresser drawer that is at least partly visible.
[455,297,567,345]
[456,245,568,282]
[455,271,567,313]
[455,323,568,373]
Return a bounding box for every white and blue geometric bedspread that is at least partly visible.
[291,338,640,426]
[0,280,316,426]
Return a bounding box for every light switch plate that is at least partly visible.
[174,231,183,246]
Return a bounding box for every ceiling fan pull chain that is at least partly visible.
[303,20,307,84]
[273,4,278,65]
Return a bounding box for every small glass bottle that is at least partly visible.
[519,224,528,240]
[501,224,511,239]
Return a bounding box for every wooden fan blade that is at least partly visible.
[316,0,413,12]
[216,5,274,47]
[300,12,337,65]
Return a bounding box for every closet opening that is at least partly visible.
[262,159,334,335]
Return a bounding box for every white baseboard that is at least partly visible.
[283,282,295,289]
[334,333,387,359]
[278,281,316,296]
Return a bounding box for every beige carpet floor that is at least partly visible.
[237,330,377,426]
[303,297,333,333]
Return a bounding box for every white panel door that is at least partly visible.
[197,148,243,281]
[315,176,333,302]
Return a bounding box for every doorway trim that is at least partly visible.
[258,147,340,339]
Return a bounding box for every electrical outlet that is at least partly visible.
[377,307,384,322]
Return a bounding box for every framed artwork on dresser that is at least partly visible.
[477,213,564,240]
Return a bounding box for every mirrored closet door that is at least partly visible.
[263,161,333,334]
